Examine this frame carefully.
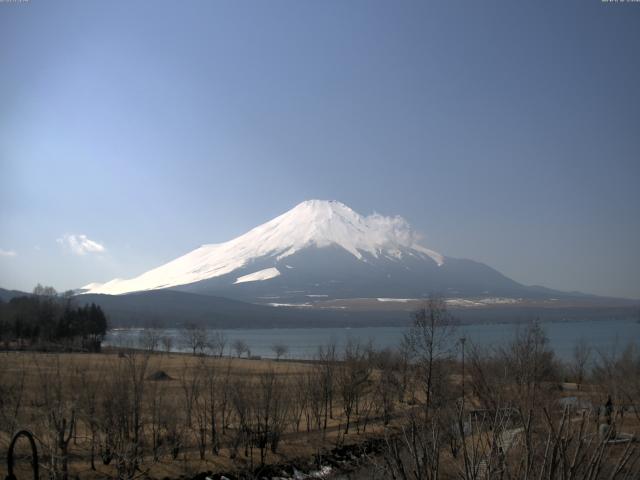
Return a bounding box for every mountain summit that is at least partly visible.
[245,199,444,265]
[83,200,534,301]
[84,200,444,295]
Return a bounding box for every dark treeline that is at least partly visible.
[0,284,107,351]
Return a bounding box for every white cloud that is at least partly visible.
[57,234,106,255]
[365,213,421,246]
[0,248,17,257]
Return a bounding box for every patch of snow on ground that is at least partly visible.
[446,298,485,307]
[478,297,521,304]
[446,297,522,307]
[267,302,313,308]
[377,298,415,303]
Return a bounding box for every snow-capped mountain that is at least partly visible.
[82,200,535,301]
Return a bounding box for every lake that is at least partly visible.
[105,318,639,361]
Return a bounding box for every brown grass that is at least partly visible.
[0,350,395,479]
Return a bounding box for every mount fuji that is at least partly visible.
[82,200,563,304]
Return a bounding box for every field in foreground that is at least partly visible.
[0,348,405,479]
[1,319,640,479]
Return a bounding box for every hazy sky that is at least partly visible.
[1,1,639,299]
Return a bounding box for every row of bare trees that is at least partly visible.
[377,297,640,479]
[137,326,288,360]
[0,339,416,479]
[136,325,228,357]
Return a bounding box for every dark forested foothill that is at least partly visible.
[0,284,107,351]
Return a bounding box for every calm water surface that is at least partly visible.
[105,318,639,361]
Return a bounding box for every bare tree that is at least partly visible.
[179,359,201,429]
[317,341,337,431]
[571,337,592,388]
[209,330,227,358]
[337,340,372,434]
[232,339,249,358]
[382,409,442,480]
[501,322,558,412]
[468,323,558,413]
[395,340,413,404]
[161,334,173,354]
[373,348,401,425]
[202,358,221,455]
[404,296,456,416]
[290,372,309,432]
[0,353,26,438]
[467,343,511,411]
[219,360,233,433]
[36,356,78,480]
[78,363,104,470]
[140,328,162,352]
[593,342,640,422]
[229,378,251,460]
[192,363,208,460]
[305,368,325,431]
[181,323,209,356]
[252,369,290,464]
[271,343,288,361]
[146,372,169,462]
[99,350,152,479]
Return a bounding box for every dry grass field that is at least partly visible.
[0,348,403,479]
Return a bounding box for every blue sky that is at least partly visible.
[1,1,639,298]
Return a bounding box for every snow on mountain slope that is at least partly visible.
[84,200,444,295]
[234,267,281,284]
